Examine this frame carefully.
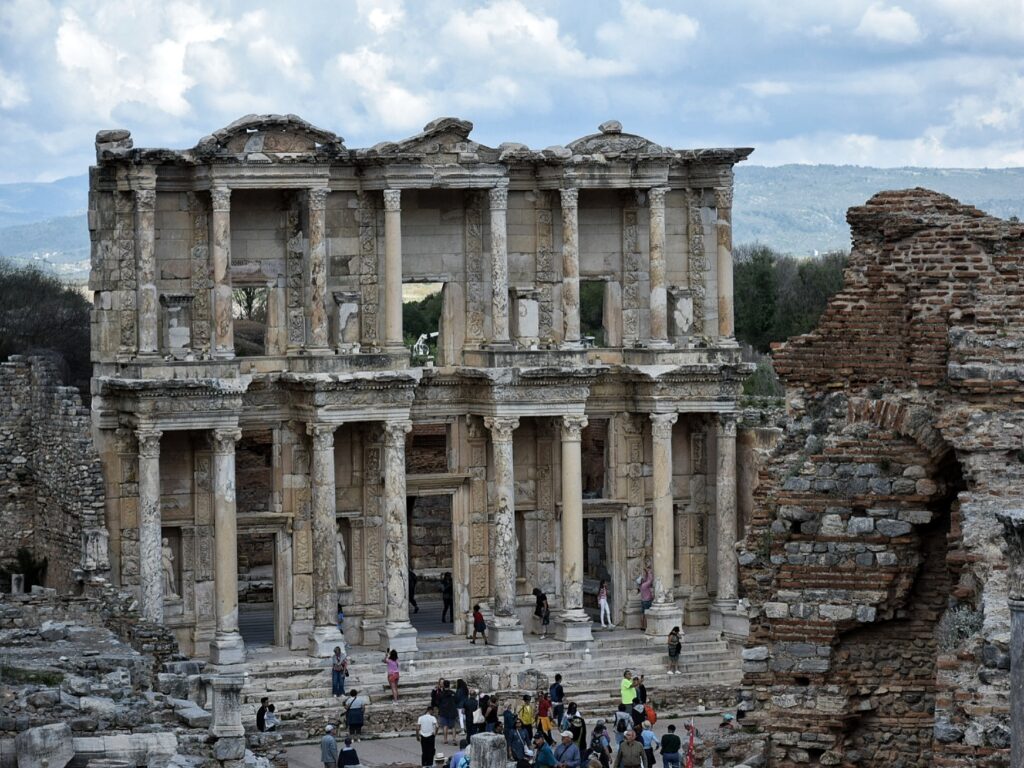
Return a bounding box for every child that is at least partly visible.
[264,704,279,731]
[471,604,488,645]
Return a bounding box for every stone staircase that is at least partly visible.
[240,628,741,741]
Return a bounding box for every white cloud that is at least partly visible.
[332,47,435,132]
[0,68,28,108]
[356,0,405,34]
[855,3,922,45]
[596,0,699,62]
[744,80,793,97]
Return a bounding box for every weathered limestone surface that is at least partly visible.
[137,428,163,624]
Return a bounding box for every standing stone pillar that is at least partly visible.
[135,187,159,355]
[714,414,738,608]
[646,413,682,636]
[210,428,245,666]
[307,423,345,657]
[307,187,331,351]
[211,185,235,358]
[715,186,735,340]
[383,189,404,350]
[383,420,418,652]
[209,673,246,763]
[136,428,164,623]
[484,416,525,645]
[648,187,670,347]
[556,415,592,642]
[996,510,1024,767]
[560,188,581,347]
[489,183,511,346]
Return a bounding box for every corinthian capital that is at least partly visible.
[484,416,519,443]
[649,412,678,440]
[383,189,402,212]
[211,186,231,212]
[559,187,579,209]
[134,189,156,212]
[489,182,509,211]
[212,427,242,455]
[383,419,413,446]
[307,422,336,451]
[648,187,670,209]
[561,415,589,442]
[715,412,738,437]
[136,428,163,458]
[308,187,330,210]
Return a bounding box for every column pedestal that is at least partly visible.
[487,615,526,647]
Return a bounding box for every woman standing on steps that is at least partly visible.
[598,580,613,629]
[666,626,682,675]
[384,648,401,702]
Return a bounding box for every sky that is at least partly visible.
[0,0,1023,183]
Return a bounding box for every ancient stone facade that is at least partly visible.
[738,190,1022,767]
[88,114,753,659]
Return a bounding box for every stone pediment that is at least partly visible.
[362,117,495,158]
[567,120,672,158]
[195,114,345,157]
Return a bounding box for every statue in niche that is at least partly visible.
[336,525,348,587]
[162,537,179,599]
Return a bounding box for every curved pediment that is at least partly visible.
[567,120,671,157]
[195,114,345,156]
[360,117,497,159]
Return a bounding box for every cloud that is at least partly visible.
[0,67,28,109]
[356,0,405,34]
[596,0,699,65]
[744,80,793,97]
[331,47,435,132]
[855,3,922,45]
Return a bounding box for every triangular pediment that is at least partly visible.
[196,114,345,155]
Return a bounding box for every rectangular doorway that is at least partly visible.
[237,530,275,647]
[407,493,455,636]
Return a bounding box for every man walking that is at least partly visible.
[554,730,581,768]
[418,704,439,768]
[613,730,647,768]
[659,724,681,768]
[549,673,565,728]
[320,724,339,768]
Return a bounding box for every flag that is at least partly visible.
[685,718,695,768]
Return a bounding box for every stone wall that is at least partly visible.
[0,356,106,591]
[739,189,1023,767]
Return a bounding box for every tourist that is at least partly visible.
[483,692,499,732]
[532,588,550,639]
[718,712,736,730]
[337,603,345,635]
[549,673,565,727]
[439,679,459,745]
[619,670,637,707]
[639,721,659,767]
[332,646,349,697]
[554,730,581,768]
[384,648,400,702]
[441,572,454,622]
[518,693,537,738]
[637,567,653,631]
[410,569,419,614]
[471,603,488,644]
[264,704,279,731]
[417,705,439,768]
[465,688,481,737]
[587,723,611,768]
[321,724,339,768]
[450,737,470,768]
[432,678,446,709]
[537,690,553,743]
[665,628,681,675]
[634,675,648,704]
[658,725,681,768]
[510,718,534,768]
[564,703,586,750]
[612,730,646,768]
[455,678,470,733]
[256,696,270,732]
[613,705,631,746]
[597,580,613,628]
[343,688,368,740]
[532,732,557,768]
[502,700,517,751]
[339,736,360,767]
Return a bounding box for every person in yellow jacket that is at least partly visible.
[518,693,537,738]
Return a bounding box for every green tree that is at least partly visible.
[734,243,777,352]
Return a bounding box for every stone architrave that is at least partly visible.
[134,186,158,356]
[714,414,738,608]
[307,187,331,351]
[210,428,245,666]
[136,428,164,623]
[383,420,418,652]
[648,187,670,347]
[646,413,683,636]
[307,423,345,657]
[210,186,235,358]
[996,509,1024,768]
[489,183,511,345]
[560,188,581,347]
[383,189,404,349]
[484,416,525,646]
[715,186,735,339]
[556,415,592,642]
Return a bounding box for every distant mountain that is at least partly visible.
[0,166,1022,283]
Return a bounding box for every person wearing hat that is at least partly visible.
[533,732,557,767]
[638,721,659,768]
[320,724,339,768]
[339,736,361,767]
[719,712,736,729]
[613,729,647,768]
[518,693,536,739]
[554,730,581,768]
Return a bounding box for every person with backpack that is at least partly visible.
[613,705,631,746]
[587,723,611,768]
[518,694,537,739]
[639,722,659,768]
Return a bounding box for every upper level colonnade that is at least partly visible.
[88,115,752,372]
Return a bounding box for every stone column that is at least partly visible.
[383,189,404,349]
[307,423,345,657]
[715,186,735,340]
[383,420,418,652]
[307,187,331,351]
[648,187,670,346]
[135,187,159,355]
[646,413,682,636]
[560,188,581,347]
[210,428,245,666]
[997,510,1024,768]
[714,414,738,608]
[484,416,525,645]
[209,672,246,763]
[489,183,511,346]
[136,428,163,623]
[211,185,235,358]
[556,415,592,642]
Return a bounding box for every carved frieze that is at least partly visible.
[465,192,485,342]
[687,189,707,334]
[358,191,380,346]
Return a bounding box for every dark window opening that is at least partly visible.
[582,419,608,499]
[232,286,268,356]
[580,280,606,346]
[406,423,448,474]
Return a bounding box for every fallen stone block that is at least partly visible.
[14,723,74,768]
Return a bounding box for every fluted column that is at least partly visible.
[714,414,738,608]
[646,413,683,636]
[383,189,404,349]
[560,188,581,347]
[715,186,735,339]
[308,423,345,657]
[648,187,670,346]
[211,428,245,665]
[557,415,592,642]
[137,428,163,623]
[382,419,418,651]
[307,187,331,351]
[484,416,525,645]
[211,185,235,358]
[135,187,159,355]
[489,183,511,345]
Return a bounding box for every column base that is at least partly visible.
[644,602,683,637]
[646,339,672,349]
[384,621,419,653]
[554,610,593,643]
[308,624,346,658]
[486,615,525,647]
[209,631,246,667]
[684,594,710,627]
[710,600,749,640]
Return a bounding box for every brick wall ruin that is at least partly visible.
[738,189,1022,767]
[0,355,107,591]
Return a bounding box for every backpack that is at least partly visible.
[644,703,657,725]
[616,715,627,733]
[457,754,470,768]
